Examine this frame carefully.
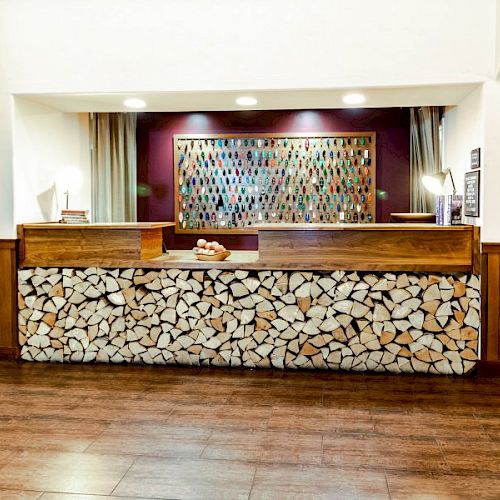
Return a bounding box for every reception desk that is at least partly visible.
[17,223,480,273]
[16,223,481,375]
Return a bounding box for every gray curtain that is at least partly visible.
[410,107,442,212]
[90,113,137,222]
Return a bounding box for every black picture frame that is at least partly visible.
[464,171,480,217]
[470,148,481,170]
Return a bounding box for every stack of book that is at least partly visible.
[436,195,463,225]
[60,209,89,224]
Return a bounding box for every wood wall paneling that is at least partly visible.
[486,253,499,361]
[480,252,489,360]
[479,243,500,376]
[0,240,18,358]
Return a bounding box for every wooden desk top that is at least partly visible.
[20,222,175,230]
[254,223,473,231]
[17,248,475,272]
[18,250,260,270]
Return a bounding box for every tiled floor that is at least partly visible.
[0,361,499,499]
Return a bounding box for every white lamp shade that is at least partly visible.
[55,166,84,192]
[422,175,444,195]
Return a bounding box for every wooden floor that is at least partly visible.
[0,362,499,499]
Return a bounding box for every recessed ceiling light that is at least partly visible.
[124,98,146,109]
[342,93,366,105]
[236,96,258,106]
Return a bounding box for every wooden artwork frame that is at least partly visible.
[173,132,377,234]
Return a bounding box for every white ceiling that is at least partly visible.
[18,83,481,113]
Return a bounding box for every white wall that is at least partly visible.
[443,76,500,242]
[0,0,498,236]
[0,0,496,94]
[481,79,500,242]
[496,0,500,77]
[0,93,14,237]
[443,87,484,227]
[13,98,91,224]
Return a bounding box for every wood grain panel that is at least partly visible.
[0,240,18,358]
[258,227,476,272]
[22,228,141,264]
[480,252,489,359]
[481,243,500,374]
[140,229,164,259]
[486,253,500,361]
[472,225,481,274]
[19,225,169,267]
[480,243,500,375]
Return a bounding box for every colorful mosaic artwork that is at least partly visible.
[174,133,376,233]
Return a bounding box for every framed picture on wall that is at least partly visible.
[464,171,480,217]
[470,148,481,170]
[173,132,377,233]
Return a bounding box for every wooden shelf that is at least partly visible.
[0,239,18,359]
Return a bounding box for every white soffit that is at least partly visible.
[17,83,481,113]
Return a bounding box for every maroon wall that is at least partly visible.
[137,109,410,250]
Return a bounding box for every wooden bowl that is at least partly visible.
[195,250,231,261]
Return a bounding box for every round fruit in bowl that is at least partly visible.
[192,239,231,261]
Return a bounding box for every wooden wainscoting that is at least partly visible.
[0,240,19,359]
[480,243,500,375]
